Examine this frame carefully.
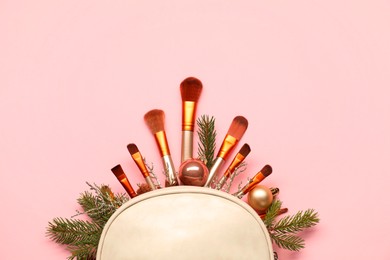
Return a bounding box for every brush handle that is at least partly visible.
[215,175,228,190]
[204,157,224,187]
[162,155,179,186]
[145,176,156,190]
[181,130,194,163]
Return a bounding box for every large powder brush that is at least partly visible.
[180,77,203,163]
[144,109,178,186]
[204,116,248,187]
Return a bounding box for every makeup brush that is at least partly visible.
[127,143,156,190]
[234,165,273,199]
[111,164,137,198]
[204,116,248,187]
[180,77,203,163]
[215,143,251,190]
[144,109,179,186]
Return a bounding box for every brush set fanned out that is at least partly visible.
[112,77,273,203]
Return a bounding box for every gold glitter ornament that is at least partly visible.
[247,185,273,213]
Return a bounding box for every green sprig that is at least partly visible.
[270,233,305,251]
[197,115,216,169]
[273,209,319,234]
[46,183,129,260]
[264,199,320,252]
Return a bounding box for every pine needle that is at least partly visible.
[273,209,319,234]
[263,199,282,229]
[197,115,216,169]
[46,218,102,245]
[75,183,128,226]
[264,199,320,252]
[269,233,305,251]
[46,183,129,260]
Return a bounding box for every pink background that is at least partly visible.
[1,0,389,259]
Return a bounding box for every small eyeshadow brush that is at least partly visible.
[127,143,156,190]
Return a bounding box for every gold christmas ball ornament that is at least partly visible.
[178,158,209,186]
[247,185,273,213]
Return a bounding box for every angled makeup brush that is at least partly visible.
[144,109,178,186]
[204,116,248,187]
[180,77,203,163]
[111,164,137,198]
[216,143,251,190]
[127,143,156,190]
[234,165,273,199]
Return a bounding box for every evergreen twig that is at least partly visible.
[273,209,319,233]
[269,233,305,251]
[46,217,102,245]
[74,183,128,226]
[197,115,216,169]
[264,199,282,229]
[264,199,320,252]
[47,183,129,260]
[67,244,97,260]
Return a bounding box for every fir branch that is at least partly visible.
[264,199,282,229]
[75,183,128,226]
[269,233,305,251]
[67,243,97,260]
[46,217,102,246]
[197,115,216,169]
[273,209,319,233]
[47,183,129,260]
[264,200,320,252]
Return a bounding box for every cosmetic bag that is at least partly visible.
[97,186,274,260]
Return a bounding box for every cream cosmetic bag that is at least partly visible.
[97,186,274,260]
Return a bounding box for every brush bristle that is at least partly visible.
[144,109,165,134]
[111,164,125,177]
[180,77,203,102]
[238,143,251,157]
[261,165,273,177]
[227,116,248,140]
[127,143,139,155]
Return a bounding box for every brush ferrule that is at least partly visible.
[216,175,228,190]
[217,134,238,159]
[162,155,178,186]
[234,190,245,199]
[204,157,225,187]
[181,130,194,163]
[131,152,150,177]
[116,174,137,198]
[224,153,245,178]
[145,176,156,190]
[154,131,170,157]
[182,101,197,131]
[241,173,266,195]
